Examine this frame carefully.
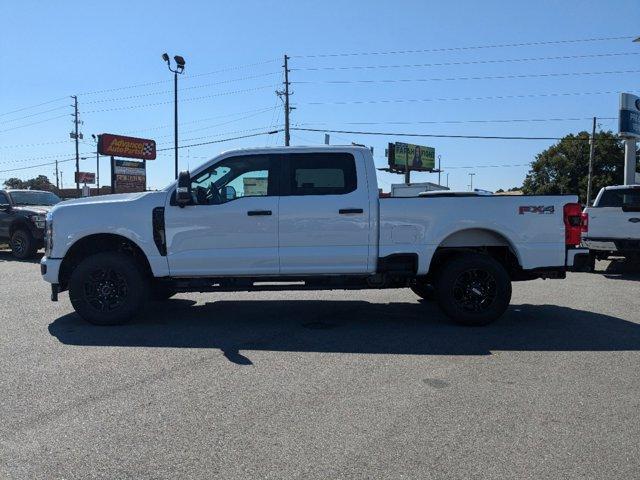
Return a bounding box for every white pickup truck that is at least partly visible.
[40,146,587,326]
[582,184,640,269]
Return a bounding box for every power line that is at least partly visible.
[120,106,277,135]
[0,130,283,173]
[0,96,68,118]
[78,59,279,96]
[292,35,637,58]
[304,90,629,106]
[84,85,277,113]
[82,72,281,105]
[292,52,640,71]
[0,139,70,149]
[293,69,640,85]
[299,116,617,126]
[292,127,605,141]
[155,129,282,151]
[0,104,70,125]
[0,114,69,134]
[155,125,285,147]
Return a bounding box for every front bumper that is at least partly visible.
[40,256,62,284]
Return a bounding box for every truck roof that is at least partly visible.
[600,184,640,191]
[218,145,371,157]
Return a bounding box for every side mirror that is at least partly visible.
[222,185,237,202]
[176,171,192,208]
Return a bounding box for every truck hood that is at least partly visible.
[12,205,54,215]
[57,192,150,207]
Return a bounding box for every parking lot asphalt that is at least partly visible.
[1,250,639,480]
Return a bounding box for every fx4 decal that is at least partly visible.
[518,205,555,215]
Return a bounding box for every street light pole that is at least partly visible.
[174,70,178,180]
[162,53,186,179]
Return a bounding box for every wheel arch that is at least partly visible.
[58,233,153,291]
[427,228,522,278]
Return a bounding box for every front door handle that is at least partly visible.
[629,218,640,223]
[247,210,272,216]
[339,208,363,214]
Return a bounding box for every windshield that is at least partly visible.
[9,191,62,206]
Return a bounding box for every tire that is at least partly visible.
[410,282,436,300]
[150,283,177,301]
[10,229,37,259]
[435,253,512,327]
[69,252,148,325]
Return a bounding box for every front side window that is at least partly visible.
[598,188,640,208]
[287,153,357,195]
[189,155,277,205]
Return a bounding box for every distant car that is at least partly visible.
[0,189,62,259]
[582,185,640,270]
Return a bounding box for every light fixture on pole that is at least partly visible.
[161,53,186,179]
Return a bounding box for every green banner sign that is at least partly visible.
[388,142,435,171]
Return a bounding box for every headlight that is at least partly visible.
[45,213,53,256]
[30,214,46,229]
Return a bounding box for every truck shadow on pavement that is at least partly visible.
[601,258,640,280]
[0,250,43,264]
[48,299,640,364]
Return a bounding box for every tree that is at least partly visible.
[3,177,24,189]
[3,175,55,191]
[521,131,625,204]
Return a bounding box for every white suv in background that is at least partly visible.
[582,185,640,269]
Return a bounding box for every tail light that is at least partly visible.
[563,202,583,246]
[581,212,589,233]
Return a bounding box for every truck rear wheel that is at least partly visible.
[435,253,511,326]
[69,252,148,325]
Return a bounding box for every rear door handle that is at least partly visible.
[339,208,363,214]
[247,210,272,216]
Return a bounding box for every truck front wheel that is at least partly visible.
[69,252,148,325]
[435,253,511,326]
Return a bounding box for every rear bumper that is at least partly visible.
[566,247,592,272]
[583,237,640,253]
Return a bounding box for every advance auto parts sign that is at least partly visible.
[114,159,145,193]
[98,133,156,160]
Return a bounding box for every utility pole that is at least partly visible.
[468,172,475,191]
[284,54,291,146]
[446,173,449,188]
[437,155,442,185]
[277,55,293,146]
[54,159,59,189]
[72,95,80,192]
[586,116,596,206]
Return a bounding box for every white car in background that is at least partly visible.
[582,185,640,269]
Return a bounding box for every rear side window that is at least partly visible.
[287,153,357,195]
[0,192,8,204]
[597,188,640,207]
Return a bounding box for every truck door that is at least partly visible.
[164,154,280,276]
[278,151,371,274]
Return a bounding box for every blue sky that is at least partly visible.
[0,0,638,192]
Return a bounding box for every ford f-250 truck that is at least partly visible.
[40,146,587,326]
